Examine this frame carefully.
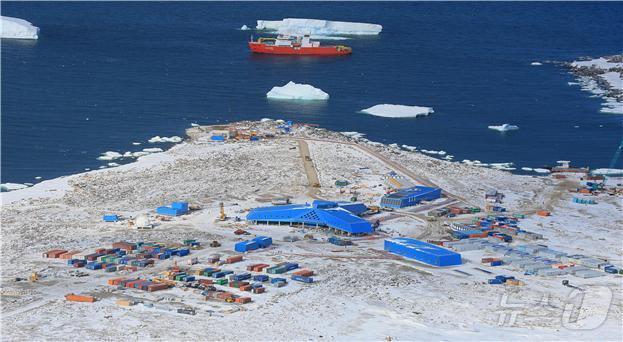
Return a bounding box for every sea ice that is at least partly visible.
[531,62,543,66]
[256,18,382,36]
[591,168,623,175]
[107,162,120,167]
[533,168,551,173]
[261,118,273,122]
[401,145,417,151]
[266,82,329,100]
[1,16,39,39]
[97,151,123,161]
[143,148,164,153]
[521,167,534,171]
[488,124,519,132]
[341,131,365,139]
[360,104,434,118]
[240,25,250,30]
[132,142,141,146]
[148,136,183,143]
[0,183,29,192]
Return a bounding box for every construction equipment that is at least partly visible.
[209,240,221,248]
[219,202,227,221]
[29,272,39,282]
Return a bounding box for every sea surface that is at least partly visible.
[2,2,623,184]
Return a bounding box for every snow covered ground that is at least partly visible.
[256,18,382,36]
[1,16,39,39]
[360,104,434,118]
[567,55,623,115]
[266,82,329,101]
[1,121,621,340]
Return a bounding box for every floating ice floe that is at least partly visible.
[360,104,434,118]
[533,168,551,173]
[256,18,382,36]
[521,167,534,171]
[107,162,120,167]
[35,176,42,180]
[267,81,329,101]
[260,118,273,123]
[97,151,123,161]
[240,25,250,30]
[148,136,183,143]
[488,124,519,132]
[401,145,417,151]
[132,142,141,146]
[0,183,29,192]
[190,123,200,127]
[341,131,365,139]
[592,168,623,176]
[143,148,163,153]
[531,62,543,66]
[569,56,623,115]
[1,16,39,39]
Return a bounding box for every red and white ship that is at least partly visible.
[248,35,352,56]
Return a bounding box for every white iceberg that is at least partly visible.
[97,151,123,161]
[341,131,365,139]
[488,124,519,132]
[533,168,551,173]
[521,167,534,171]
[530,62,542,66]
[1,16,39,40]
[132,142,141,146]
[1,183,29,192]
[240,25,250,30]
[148,135,183,143]
[267,81,329,101]
[256,18,382,36]
[360,104,434,118]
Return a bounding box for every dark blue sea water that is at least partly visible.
[2,2,623,184]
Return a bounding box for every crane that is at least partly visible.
[219,202,227,221]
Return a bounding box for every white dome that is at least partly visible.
[135,214,150,228]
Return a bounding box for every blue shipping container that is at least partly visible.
[103,214,119,222]
[384,238,462,267]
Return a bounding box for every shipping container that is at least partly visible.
[65,294,96,303]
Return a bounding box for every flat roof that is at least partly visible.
[386,238,458,257]
[385,186,439,199]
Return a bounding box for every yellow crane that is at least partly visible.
[29,272,39,282]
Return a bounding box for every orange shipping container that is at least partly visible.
[235,297,252,304]
[108,277,126,286]
[293,269,314,277]
[537,210,551,217]
[65,294,96,303]
[240,285,252,291]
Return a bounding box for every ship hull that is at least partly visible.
[248,42,352,56]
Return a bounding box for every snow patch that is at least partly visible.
[1,16,39,40]
[360,104,434,118]
[143,148,164,153]
[267,81,329,101]
[488,124,519,132]
[256,18,382,36]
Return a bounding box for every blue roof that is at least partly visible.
[385,186,440,199]
[247,200,372,234]
[384,238,462,266]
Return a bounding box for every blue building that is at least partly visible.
[384,238,462,267]
[380,186,442,209]
[246,200,372,234]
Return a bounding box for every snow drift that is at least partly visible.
[1,16,39,39]
[488,124,519,132]
[360,104,434,118]
[256,18,382,36]
[266,82,329,100]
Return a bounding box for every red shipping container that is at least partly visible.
[147,284,169,292]
[216,292,234,300]
[198,279,213,285]
[235,297,252,304]
[240,285,252,291]
[226,255,243,264]
[252,264,270,272]
[252,287,265,294]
